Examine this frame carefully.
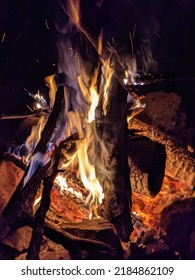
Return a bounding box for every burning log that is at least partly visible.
[1,86,64,240]
[128,136,166,197]
[26,145,61,260]
[96,75,133,242]
[128,118,195,186]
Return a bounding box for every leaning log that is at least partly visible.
[1,86,64,239]
[96,75,133,242]
[128,118,195,186]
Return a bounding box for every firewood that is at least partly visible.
[43,219,123,259]
[26,145,61,260]
[96,75,133,242]
[128,136,166,197]
[1,86,64,238]
[128,118,195,186]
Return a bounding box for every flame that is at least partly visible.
[76,128,104,206]
[67,0,80,25]
[21,0,145,219]
[58,125,104,217]
[100,58,114,116]
[54,174,83,201]
[44,75,57,109]
[25,116,47,161]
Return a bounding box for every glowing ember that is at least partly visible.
[54,173,84,203]
[50,188,89,222]
[131,175,195,230]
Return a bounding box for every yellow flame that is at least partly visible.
[44,75,57,108]
[101,59,114,115]
[78,67,99,123]
[76,128,104,207]
[54,174,83,201]
[88,87,99,123]
[88,67,99,123]
[54,66,103,216]
[58,126,104,216]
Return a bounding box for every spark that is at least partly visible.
[45,18,49,30]
[132,24,136,38]
[154,31,162,40]
[36,58,40,63]
[129,32,134,56]
[1,32,6,43]
[36,103,42,109]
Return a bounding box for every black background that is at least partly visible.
[0,0,195,139]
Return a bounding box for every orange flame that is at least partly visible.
[67,0,80,25]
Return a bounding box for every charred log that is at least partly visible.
[128,118,195,186]
[1,86,64,239]
[26,145,61,260]
[43,218,123,259]
[96,75,133,242]
[128,136,166,197]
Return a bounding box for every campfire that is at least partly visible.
[0,0,195,260]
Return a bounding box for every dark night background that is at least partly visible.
[0,0,195,141]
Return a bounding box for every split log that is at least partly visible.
[128,118,195,186]
[96,75,133,242]
[128,136,166,197]
[1,86,64,239]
